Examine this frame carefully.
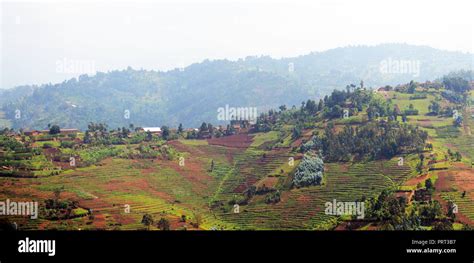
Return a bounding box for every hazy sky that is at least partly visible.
[1,0,473,89]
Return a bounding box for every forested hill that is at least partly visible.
[1,44,472,130]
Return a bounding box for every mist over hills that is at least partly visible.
[1,43,472,130]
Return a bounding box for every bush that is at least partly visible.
[265,190,281,204]
[60,141,75,148]
[42,143,53,149]
[404,109,419,116]
[409,94,427,100]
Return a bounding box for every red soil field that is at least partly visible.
[207,134,253,148]
[404,174,430,186]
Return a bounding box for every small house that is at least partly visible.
[143,127,162,135]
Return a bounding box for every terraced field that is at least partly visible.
[435,162,474,225]
[217,160,411,230]
[1,87,471,230]
[0,127,421,230]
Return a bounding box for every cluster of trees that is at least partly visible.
[83,123,165,145]
[0,128,13,135]
[141,214,171,230]
[443,76,471,94]
[253,83,375,134]
[0,135,24,151]
[322,85,375,120]
[185,121,240,139]
[127,143,173,160]
[364,190,419,230]
[292,152,324,188]
[42,187,88,220]
[441,90,466,104]
[447,149,462,162]
[303,121,427,162]
[428,101,441,115]
[364,190,454,230]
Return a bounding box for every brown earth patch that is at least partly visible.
[256,177,279,188]
[404,174,430,186]
[207,134,253,148]
[435,171,455,192]
[296,194,311,204]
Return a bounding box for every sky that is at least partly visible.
[0,0,473,89]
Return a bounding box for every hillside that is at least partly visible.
[1,44,472,130]
[1,76,472,230]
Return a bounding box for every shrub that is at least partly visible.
[265,190,281,204]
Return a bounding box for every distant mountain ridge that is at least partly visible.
[1,43,472,130]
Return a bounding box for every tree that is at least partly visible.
[199,122,208,133]
[416,161,423,174]
[407,80,416,94]
[53,186,64,206]
[265,190,281,204]
[178,123,183,134]
[49,125,61,135]
[161,126,170,140]
[453,115,463,127]
[447,201,457,220]
[425,178,434,190]
[454,151,462,161]
[433,220,453,230]
[141,214,154,230]
[419,153,425,163]
[207,123,214,137]
[145,131,153,141]
[402,114,407,123]
[428,101,440,115]
[426,143,433,151]
[291,125,302,140]
[157,217,171,230]
[317,99,324,112]
[210,159,215,172]
[420,201,442,223]
[83,131,92,143]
